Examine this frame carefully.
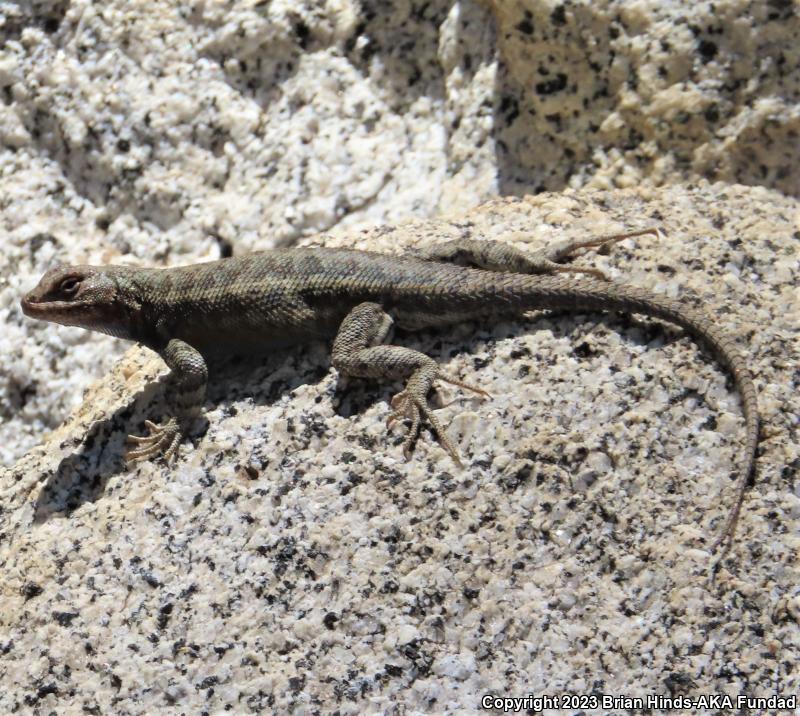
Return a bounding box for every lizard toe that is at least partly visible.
[125,418,182,463]
[388,388,462,466]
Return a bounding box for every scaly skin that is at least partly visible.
[20,232,758,559]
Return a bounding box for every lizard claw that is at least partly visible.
[125,417,182,464]
[388,386,463,467]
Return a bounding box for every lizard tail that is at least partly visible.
[505,273,758,557]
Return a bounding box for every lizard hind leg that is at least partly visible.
[412,227,661,280]
[332,302,488,465]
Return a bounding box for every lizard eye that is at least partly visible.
[58,277,81,295]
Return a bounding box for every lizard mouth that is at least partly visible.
[20,294,85,318]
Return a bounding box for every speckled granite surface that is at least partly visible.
[3,0,800,464]
[2,0,800,713]
[2,186,798,713]
[488,0,800,196]
[0,0,498,465]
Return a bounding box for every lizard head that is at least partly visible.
[21,265,134,336]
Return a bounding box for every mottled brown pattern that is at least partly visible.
[21,238,758,557]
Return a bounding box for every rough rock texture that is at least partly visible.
[2,0,799,712]
[0,0,499,463]
[3,0,800,463]
[488,0,800,195]
[0,0,498,249]
[2,186,798,713]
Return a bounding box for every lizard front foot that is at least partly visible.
[125,417,182,464]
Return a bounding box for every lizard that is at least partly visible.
[20,230,758,556]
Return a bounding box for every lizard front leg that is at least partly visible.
[126,338,208,464]
[412,228,659,279]
[332,303,488,465]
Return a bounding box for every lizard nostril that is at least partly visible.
[20,293,41,315]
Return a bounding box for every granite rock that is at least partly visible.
[487,0,800,195]
[2,0,799,711]
[3,0,799,463]
[1,0,501,463]
[1,185,798,713]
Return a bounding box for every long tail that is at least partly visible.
[501,273,758,556]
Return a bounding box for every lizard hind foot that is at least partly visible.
[125,417,182,464]
[526,226,663,281]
